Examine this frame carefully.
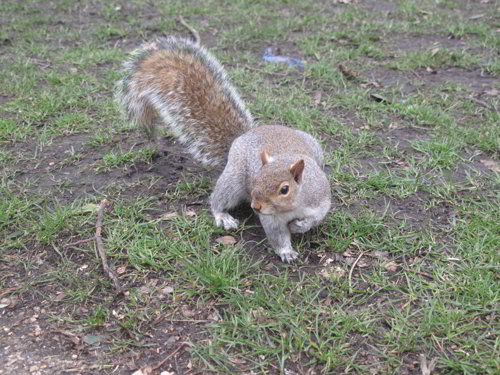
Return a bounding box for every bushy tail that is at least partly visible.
[115,37,255,167]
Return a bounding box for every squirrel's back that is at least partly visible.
[116,37,254,167]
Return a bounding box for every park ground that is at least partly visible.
[0,0,499,374]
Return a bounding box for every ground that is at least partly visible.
[0,0,499,374]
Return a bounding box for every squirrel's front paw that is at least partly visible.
[214,212,239,230]
[289,218,310,234]
[276,247,299,263]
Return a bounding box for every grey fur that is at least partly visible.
[115,38,331,262]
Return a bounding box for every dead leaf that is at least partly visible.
[184,210,196,217]
[207,312,220,321]
[228,357,247,365]
[215,235,237,245]
[323,257,334,265]
[480,159,500,173]
[360,80,382,88]
[79,203,101,214]
[338,63,360,81]
[0,297,18,308]
[320,266,346,278]
[313,91,322,105]
[484,88,498,96]
[430,47,440,56]
[250,307,268,322]
[319,268,330,278]
[162,286,174,294]
[138,286,150,295]
[420,354,437,375]
[372,251,389,258]
[159,212,177,220]
[54,292,66,302]
[357,259,369,268]
[333,266,346,277]
[82,334,106,345]
[56,330,80,345]
[469,14,484,20]
[370,93,389,103]
[181,306,196,317]
[384,261,398,272]
[116,265,127,274]
[343,249,353,257]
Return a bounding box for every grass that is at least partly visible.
[0,0,499,374]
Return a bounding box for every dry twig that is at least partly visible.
[134,344,187,374]
[178,16,200,46]
[348,252,364,294]
[95,200,122,293]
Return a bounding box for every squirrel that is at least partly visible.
[115,36,331,262]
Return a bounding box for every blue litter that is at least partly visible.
[261,48,305,69]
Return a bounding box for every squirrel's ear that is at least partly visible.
[289,159,305,183]
[260,151,270,166]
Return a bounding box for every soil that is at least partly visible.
[1,0,498,374]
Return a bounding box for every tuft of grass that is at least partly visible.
[411,137,463,169]
[94,147,156,172]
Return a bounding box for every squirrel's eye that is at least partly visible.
[280,185,289,195]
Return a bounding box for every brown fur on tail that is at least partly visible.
[115,37,254,167]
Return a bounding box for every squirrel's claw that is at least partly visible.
[276,248,299,263]
[214,213,239,230]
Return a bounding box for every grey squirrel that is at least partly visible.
[116,37,331,262]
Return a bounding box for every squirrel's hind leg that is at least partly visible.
[210,166,248,230]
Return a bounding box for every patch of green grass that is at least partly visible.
[94,147,156,172]
[390,49,479,71]
[391,99,453,129]
[34,202,95,245]
[86,128,116,148]
[44,112,92,136]
[0,118,31,142]
[411,137,463,169]
[171,176,212,200]
[1,0,499,373]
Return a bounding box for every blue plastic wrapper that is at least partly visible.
[261,48,305,69]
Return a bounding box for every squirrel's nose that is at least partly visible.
[251,201,262,212]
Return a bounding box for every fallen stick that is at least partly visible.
[95,199,122,293]
[348,251,364,294]
[133,344,187,375]
[178,16,200,46]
